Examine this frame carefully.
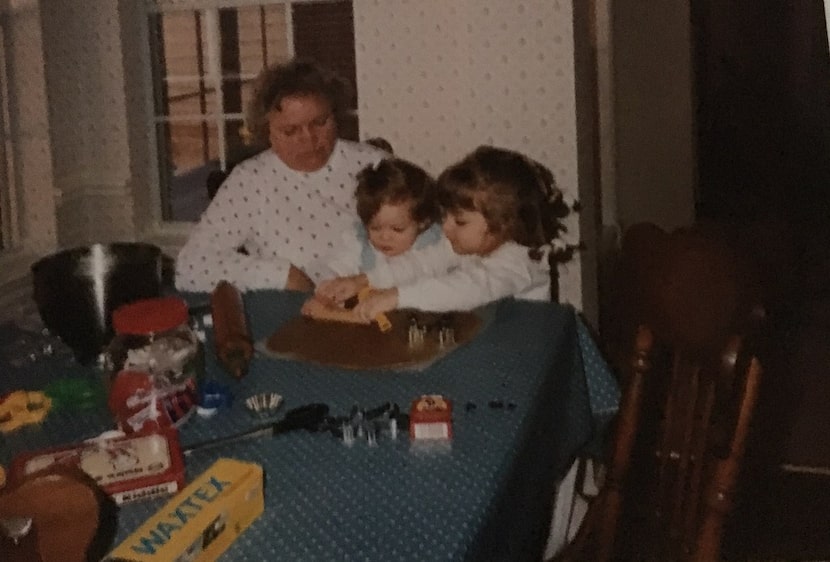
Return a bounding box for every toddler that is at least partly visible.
[338,145,578,320]
[307,157,442,309]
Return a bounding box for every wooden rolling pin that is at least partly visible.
[210,281,254,379]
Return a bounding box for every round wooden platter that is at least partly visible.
[259,308,487,371]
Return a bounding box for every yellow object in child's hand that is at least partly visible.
[357,287,393,332]
[0,390,52,433]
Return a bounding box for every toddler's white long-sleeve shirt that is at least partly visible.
[319,223,443,280]
[365,237,551,311]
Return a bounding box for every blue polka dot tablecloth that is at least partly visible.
[0,291,619,562]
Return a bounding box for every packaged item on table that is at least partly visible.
[108,370,198,434]
[0,391,52,433]
[8,427,185,505]
[106,296,204,386]
[104,458,264,562]
[104,297,204,431]
[409,394,453,440]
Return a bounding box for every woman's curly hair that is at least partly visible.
[244,59,352,147]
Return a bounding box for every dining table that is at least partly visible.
[0,289,619,561]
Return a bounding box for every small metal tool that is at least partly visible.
[183,403,329,455]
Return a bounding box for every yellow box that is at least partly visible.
[105,458,264,562]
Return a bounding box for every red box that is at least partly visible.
[409,395,453,440]
[8,427,185,504]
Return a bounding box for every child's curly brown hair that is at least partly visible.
[355,158,440,230]
[437,145,580,299]
[438,146,577,257]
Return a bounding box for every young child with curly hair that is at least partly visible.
[315,157,442,281]
[302,157,442,317]
[318,145,578,319]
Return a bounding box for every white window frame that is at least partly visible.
[147,2,295,175]
[147,0,355,229]
[141,0,356,252]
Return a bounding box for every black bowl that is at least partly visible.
[31,243,164,364]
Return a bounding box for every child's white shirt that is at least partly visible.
[366,236,551,311]
[316,223,443,280]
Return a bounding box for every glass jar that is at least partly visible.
[105,296,203,432]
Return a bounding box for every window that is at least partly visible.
[147,0,357,222]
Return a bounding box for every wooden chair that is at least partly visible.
[557,222,765,561]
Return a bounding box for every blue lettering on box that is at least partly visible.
[209,476,232,492]
[172,507,191,525]
[129,474,233,554]
[131,530,167,555]
[166,497,203,533]
[157,521,182,540]
[193,486,212,503]
[179,497,201,512]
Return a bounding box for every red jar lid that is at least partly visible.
[112,296,189,335]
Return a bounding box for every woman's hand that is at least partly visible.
[354,288,399,322]
[286,265,315,293]
[316,274,369,303]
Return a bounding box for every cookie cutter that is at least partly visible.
[244,392,283,419]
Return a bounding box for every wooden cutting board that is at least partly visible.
[260,308,487,371]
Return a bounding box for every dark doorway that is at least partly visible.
[693,1,830,228]
[693,3,830,558]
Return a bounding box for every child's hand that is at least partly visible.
[316,274,369,304]
[300,295,332,318]
[300,294,371,324]
[354,288,399,322]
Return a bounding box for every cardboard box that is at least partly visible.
[105,458,264,562]
[409,394,453,440]
[9,428,185,505]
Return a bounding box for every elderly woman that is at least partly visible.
[175,59,386,293]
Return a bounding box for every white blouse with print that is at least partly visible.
[175,140,385,292]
